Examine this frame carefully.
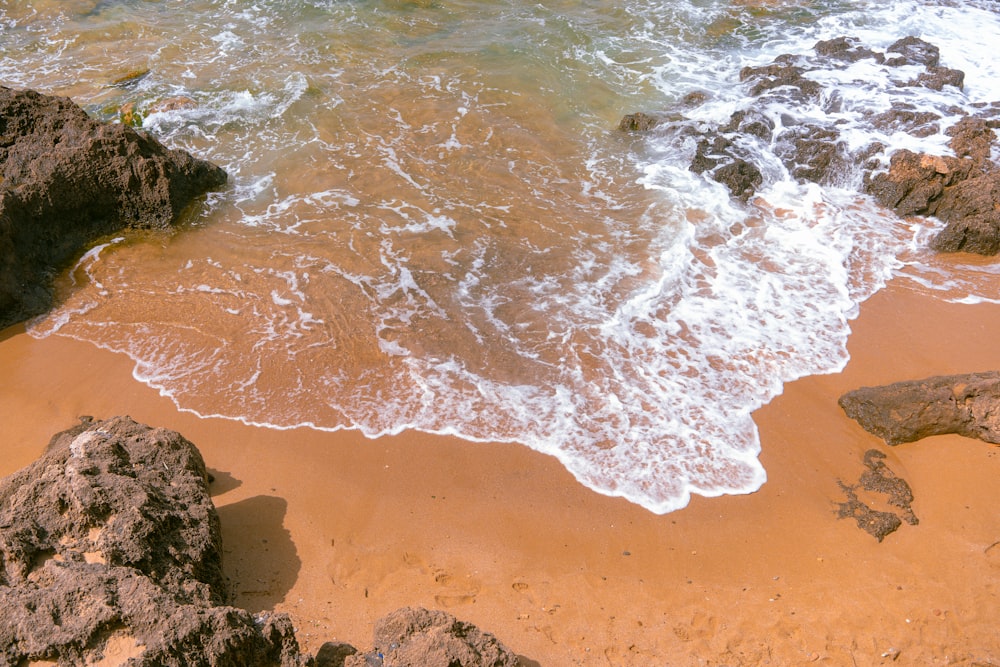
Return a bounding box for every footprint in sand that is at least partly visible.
[427,565,480,606]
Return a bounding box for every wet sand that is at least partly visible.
[2,278,1000,665]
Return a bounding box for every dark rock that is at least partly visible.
[0,416,308,667]
[884,36,940,68]
[344,607,520,667]
[814,36,884,63]
[316,642,359,667]
[739,59,822,100]
[775,123,844,184]
[839,372,1000,445]
[721,108,774,142]
[0,86,228,330]
[931,173,1000,253]
[690,135,763,201]
[947,116,996,169]
[836,449,917,543]
[870,106,941,138]
[618,112,659,132]
[713,159,763,201]
[910,66,965,92]
[865,148,973,217]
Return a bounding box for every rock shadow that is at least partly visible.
[216,495,301,611]
[206,468,242,497]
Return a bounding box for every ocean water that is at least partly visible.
[3,0,1000,513]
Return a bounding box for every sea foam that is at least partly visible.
[14,0,1000,513]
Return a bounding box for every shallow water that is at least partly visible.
[4,0,1000,512]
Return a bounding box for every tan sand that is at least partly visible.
[2,278,1000,665]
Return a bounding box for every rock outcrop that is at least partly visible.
[0,416,306,667]
[0,416,524,667]
[341,607,520,667]
[0,86,228,330]
[617,36,1000,254]
[839,372,1000,446]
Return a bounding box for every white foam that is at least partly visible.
[19,0,1000,515]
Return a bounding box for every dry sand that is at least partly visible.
[2,278,999,666]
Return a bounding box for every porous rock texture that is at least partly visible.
[341,607,521,667]
[0,417,524,667]
[0,416,306,667]
[839,371,1000,446]
[0,86,227,329]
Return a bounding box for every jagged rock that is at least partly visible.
[739,56,822,100]
[0,416,307,667]
[775,123,844,183]
[839,372,1000,445]
[689,134,763,201]
[0,86,228,330]
[865,148,974,217]
[931,173,1000,253]
[910,66,965,92]
[721,108,774,141]
[814,36,884,63]
[884,36,940,68]
[344,607,520,667]
[946,116,997,169]
[870,105,941,138]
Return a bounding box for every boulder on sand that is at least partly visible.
[0,416,306,667]
[839,371,1000,446]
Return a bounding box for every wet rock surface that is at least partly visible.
[836,449,918,542]
[839,372,1000,446]
[0,86,228,330]
[618,35,1000,255]
[0,417,522,667]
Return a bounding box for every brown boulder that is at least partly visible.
[0,86,228,330]
[931,173,1000,253]
[865,148,973,216]
[344,607,520,667]
[0,416,307,667]
[839,372,1000,445]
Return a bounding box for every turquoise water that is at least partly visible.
[3,0,1000,512]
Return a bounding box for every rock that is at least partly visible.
[0,86,228,330]
[910,66,965,92]
[836,449,918,542]
[865,148,973,217]
[930,173,1000,253]
[839,372,1000,445]
[947,116,997,169]
[618,111,659,132]
[344,606,520,667]
[739,56,822,100]
[0,416,308,667]
[689,134,763,201]
[814,36,884,63]
[870,106,941,138]
[775,123,844,184]
[884,36,940,68]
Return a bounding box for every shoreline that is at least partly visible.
[2,278,1000,664]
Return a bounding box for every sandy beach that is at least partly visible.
[2,277,1000,666]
